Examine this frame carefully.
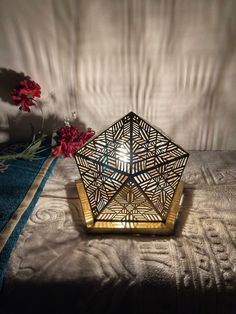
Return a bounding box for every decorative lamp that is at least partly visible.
[75,112,189,234]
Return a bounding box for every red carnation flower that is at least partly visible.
[52,125,95,158]
[11,79,41,112]
[57,125,79,142]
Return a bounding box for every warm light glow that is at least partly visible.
[117,146,130,163]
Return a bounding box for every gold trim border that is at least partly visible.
[76,179,185,235]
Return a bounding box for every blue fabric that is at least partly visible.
[0,146,57,289]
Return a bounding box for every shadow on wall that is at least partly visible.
[0,68,86,146]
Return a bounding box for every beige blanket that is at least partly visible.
[1,151,236,313]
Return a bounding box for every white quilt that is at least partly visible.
[1,151,236,314]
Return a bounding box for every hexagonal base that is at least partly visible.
[76,179,185,235]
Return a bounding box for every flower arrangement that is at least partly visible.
[0,78,95,160]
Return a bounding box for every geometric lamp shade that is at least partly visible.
[75,112,189,234]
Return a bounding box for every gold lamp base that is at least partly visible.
[76,179,185,235]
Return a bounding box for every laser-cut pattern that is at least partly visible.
[75,112,189,222]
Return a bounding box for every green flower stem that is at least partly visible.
[35,100,45,132]
[0,152,22,161]
[23,135,46,151]
[0,136,51,161]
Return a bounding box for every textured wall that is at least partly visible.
[0,0,236,149]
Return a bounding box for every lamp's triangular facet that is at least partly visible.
[75,112,189,234]
[97,180,162,222]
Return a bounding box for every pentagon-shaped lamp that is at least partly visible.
[75,112,189,234]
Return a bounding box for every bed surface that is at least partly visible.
[1,151,236,314]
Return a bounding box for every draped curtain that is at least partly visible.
[0,0,236,149]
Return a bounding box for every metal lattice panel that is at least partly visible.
[75,112,189,225]
[97,181,162,222]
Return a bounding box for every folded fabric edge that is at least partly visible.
[0,156,57,290]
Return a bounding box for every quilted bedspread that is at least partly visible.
[1,151,236,314]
